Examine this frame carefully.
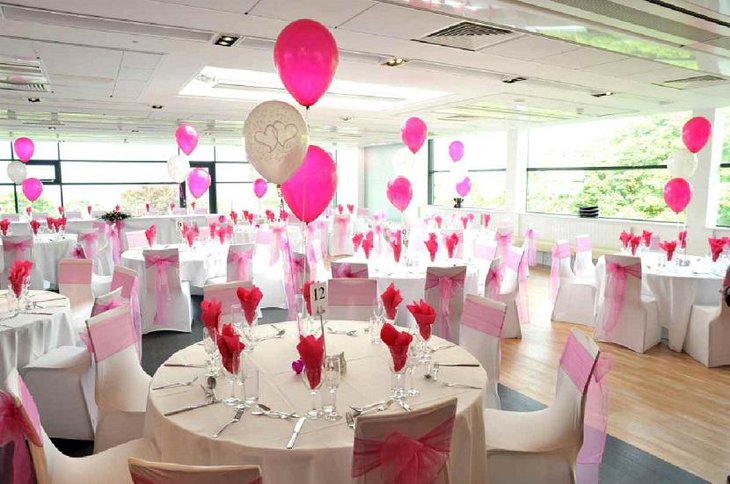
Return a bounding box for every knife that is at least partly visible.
[286,417,306,449]
[164,399,221,416]
[397,399,411,412]
[436,363,480,367]
[163,363,206,368]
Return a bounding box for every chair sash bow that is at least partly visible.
[333,263,367,279]
[110,220,125,265]
[486,266,502,300]
[525,228,537,266]
[4,239,31,255]
[145,255,177,326]
[228,250,253,281]
[425,272,465,341]
[603,262,641,336]
[495,231,512,255]
[0,389,41,484]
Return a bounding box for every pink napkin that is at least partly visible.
[660,240,677,261]
[619,230,632,249]
[434,215,443,229]
[629,235,641,255]
[380,323,412,371]
[362,231,374,259]
[460,216,469,230]
[445,233,459,259]
[337,204,343,215]
[352,232,364,253]
[9,260,33,297]
[30,220,40,235]
[390,231,402,263]
[425,233,438,262]
[185,230,195,248]
[145,225,157,247]
[642,230,653,247]
[236,285,263,324]
[265,210,275,222]
[302,280,314,316]
[407,299,436,341]
[482,213,491,228]
[0,219,10,236]
[201,299,221,338]
[217,323,245,374]
[380,283,403,320]
[708,237,725,262]
[230,211,238,224]
[208,223,217,240]
[297,334,325,388]
[678,230,687,249]
[347,204,354,214]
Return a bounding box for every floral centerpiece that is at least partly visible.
[99,210,131,224]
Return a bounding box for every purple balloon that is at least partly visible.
[281,145,338,223]
[14,137,34,163]
[175,124,199,155]
[401,117,427,154]
[253,178,268,198]
[449,141,464,162]
[455,176,471,197]
[22,177,43,202]
[187,168,211,199]
[386,176,413,212]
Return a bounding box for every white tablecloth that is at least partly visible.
[124,215,212,246]
[121,243,227,288]
[0,234,77,288]
[9,219,95,236]
[0,290,74,386]
[145,321,488,484]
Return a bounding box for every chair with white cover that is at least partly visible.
[306,231,330,282]
[125,231,147,250]
[140,248,192,334]
[483,257,502,300]
[573,235,597,282]
[499,246,525,339]
[485,330,600,484]
[92,221,114,276]
[111,265,142,357]
[473,239,497,265]
[684,266,730,367]
[330,213,353,256]
[59,258,95,336]
[77,229,112,295]
[425,266,467,344]
[252,229,287,309]
[594,255,660,353]
[331,260,369,279]
[203,280,259,324]
[327,278,377,320]
[352,397,457,484]
[1,213,19,221]
[128,458,262,484]
[494,225,514,260]
[1,234,45,289]
[227,243,255,283]
[2,370,158,484]
[92,287,123,317]
[85,304,151,453]
[551,240,596,326]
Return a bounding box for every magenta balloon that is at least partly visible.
[401,117,427,154]
[22,177,43,202]
[281,145,337,223]
[175,124,199,155]
[386,176,413,212]
[682,117,712,153]
[253,178,268,198]
[663,177,692,213]
[14,137,34,163]
[187,168,211,199]
[449,141,464,162]
[274,19,339,108]
[455,176,472,197]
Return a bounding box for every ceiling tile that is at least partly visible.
[340,3,456,40]
[152,0,258,14]
[121,52,163,69]
[626,65,702,83]
[539,47,627,69]
[584,57,669,76]
[34,43,122,78]
[117,67,155,82]
[249,0,376,27]
[480,35,581,61]
[0,37,37,59]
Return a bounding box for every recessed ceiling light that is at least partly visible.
[382,57,408,67]
[214,34,240,47]
[47,126,56,130]
[151,104,164,109]
[27,97,40,103]
[340,115,353,121]
[131,129,140,133]
[591,91,615,98]
[502,76,527,84]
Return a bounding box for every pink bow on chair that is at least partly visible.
[91,299,121,317]
[550,243,571,301]
[270,225,287,265]
[334,215,350,252]
[525,228,537,267]
[425,272,465,342]
[109,220,125,265]
[145,255,177,326]
[228,250,253,281]
[495,231,513,255]
[603,262,641,336]
[577,353,613,484]
[4,239,32,256]
[333,263,367,279]
[78,232,99,260]
[0,385,42,484]
[486,265,503,300]
[352,417,455,484]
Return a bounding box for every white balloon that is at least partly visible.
[668,148,698,179]
[167,154,190,184]
[244,100,309,184]
[450,164,468,185]
[392,148,417,176]
[7,161,27,184]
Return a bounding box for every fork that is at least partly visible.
[152,375,199,391]
[212,407,245,438]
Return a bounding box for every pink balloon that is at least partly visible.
[682,117,712,153]
[449,141,464,162]
[22,177,43,202]
[386,176,413,212]
[274,19,339,108]
[175,124,199,155]
[253,178,268,198]
[282,145,337,223]
[401,117,427,154]
[187,168,211,199]
[455,176,472,197]
[14,137,34,163]
[664,177,692,213]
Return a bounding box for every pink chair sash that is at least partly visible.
[576,236,592,253]
[559,333,595,393]
[145,255,178,326]
[4,239,32,259]
[603,262,641,336]
[111,271,142,359]
[352,417,455,484]
[485,265,502,300]
[0,384,41,484]
[284,245,306,320]
[462,299,504,338]
[78,232,99,260]
[495,231,512,255]
[525,228,537,266]
[502,248,521,272]
[329,282,375,307]
[550,243,571,301]
[86,311,137,362]
[270,225,287,265]
[131,468,262,484]
[91,299,122,317]
[517,255,530,325]
[332,263,368,279]
[577,354,612,484]
[110,221,124,265]
[228,250,253,281]
[334,215,350,252]
[425,272,465,342]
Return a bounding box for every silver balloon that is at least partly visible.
[7,161,27,184]
[667,148,698,179]
[244,100,309,184]
[392,147,417,176]
[167,154,190,184]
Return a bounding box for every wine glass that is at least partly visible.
[223,353,243,407]
[406,336,420,397]
[202,330,220,377]
[244,312,258,350]
[323,355,342,421]
[230,304,243,334]
[242,355,259,407]
[302,364,324,420]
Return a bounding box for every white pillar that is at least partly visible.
[505,128,528,229]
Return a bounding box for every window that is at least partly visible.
[526,112,689,221]
[429,132,508,208]
[717,108,730,226]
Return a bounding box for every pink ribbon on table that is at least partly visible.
[3,239,32,257]
[110,220,125,265]
[495,231,513,255]
[334,215,350,253]
[550,243,571,301]
[333,263,368,279]
[603,262,641,337]
[352,417,455,484]
[577,353,613,484]
[485,265,503,300]
[425,272,465,342]
[145,254,177,326]
[525,228,537,267]
[0,385,42,484]
[270,224,287,265]
[78,231,99,260]
[228,249,253,281]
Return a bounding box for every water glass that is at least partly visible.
[302,366,323,420]
[242,356,259,407]
[230,304,243,334]
[406,338,420,397]
[202,330,221,377]
[368,317,382,345]
[223,354,243,406]
[244,316,258,350]
[323,355,342,421]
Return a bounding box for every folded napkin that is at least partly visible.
[144,203,150,213]
[25,207,32,217]
[642,230,653,247]
[243,210,250,222]
[678,230,687,249]
[347,204,354,214]
[30,220,40,235]
[380,283,403,320]
[9,260,33,298]
[185,230,195,248]
[56,217,67,231]
[45,217,54,230]
[380,322,413,372]
[630,235,641,255]
[245,212,254,224]
[302,280,314,316]
[482,213,491,228]
[337,204,343,215]
[435,215,443,229]
[209,223,217,240]
[217,323,245,374]
[468,213,475,222]
[619,230,632,249]
[445,233,459,259]
[362,231,374,259]
[407,299,436,341]
[390,231,402,263]
[352,232,364,253]
[237,285,263,325]
[708,237,726,262]
[217,227,226,244]
[425,233,439,262]
[201,299,222,338]
[280,210,289,221]
[58,206,64,216]
[0,219,10,236]
[145,225,157,247]
[72,245,86,259]
[460,216,469,230]
[265,209,275,222]
[660,240,677,261]
[230,211,238,224]
[297,334,325,389]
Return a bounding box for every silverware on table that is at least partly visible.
[326,326,358,337]
[345,411,355,429]
[212,407,246,438]
[442,382,482,390]
[350,399,394,418]
[436,363,480,367]
[164,399,221,416]
[429,345,456,353]
[22,311,54,316]
[350,400,388,413]
[163,363,206,368]
[286,417,306,449]
[397,399,411,412]
[152,375,199,391]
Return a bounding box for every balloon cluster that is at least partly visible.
[385,117,429,212]
[449,140,470,198]
[7,137,45,202]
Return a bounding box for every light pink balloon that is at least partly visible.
[253,178,268,198]
[175,124,199,155]
[281,145,337,223]
[401,117,427,154]
[664,177,692,213]
[187,168,211,199]
[455,176,471,197]
[14,137,34,163]
[682,117,712,153]
[274,19,339,108]
[449,141,464,162]
[22,177,43,202]
[386,176,413,212]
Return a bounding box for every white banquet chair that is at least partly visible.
[111,265,142,358]
[3,369,158,484]
[227,243,255,283]
[500,246,525,339]
[203,280,259,324]
[459,294,507,409]
[483,257,502,300]
[684,266,730,367]
[331,260,369,279]
[1,234,45,289]
[92,221,114,276]
[594,255,660,353]
[551,240,597,326]
[425,266,467,344]
[573,234,597,281]
[128,458,263,484]
[485,330,600,484]
[125,231,147,250]
[252,229,287,309]
[330,213,353,256]
[92,287,123,317]
[59,258,95,336]
[352,397,457,484]
[140,248,192,334]
[327,278,377,321]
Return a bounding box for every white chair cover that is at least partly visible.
[499,246,524,339]
[129,458,262,484]
[227,243,255,283]
[140,248,192,334]
[424,266,467,344]
[327,278,377,321]
[59,258,95,336]
[684,265,730,367]
[203,280,259,325]
[92,287,123,318]
[1,234,44,290]
[552,240,596,327]
[111,265,142,358]
[125,231,147,250]
[331,261,369,279]
[573,234,596,281]
[92,221,114,276]
[252,229,287,309]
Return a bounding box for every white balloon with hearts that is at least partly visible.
[7,161,27,184]
[667,148,698,179]
[392,147,418,176]
[243,100,309,185]
[167,154,190,184]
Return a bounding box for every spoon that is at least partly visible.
[253,403,299,419]
[258,328,286,341]
[350,399,394,417]
[345,411,356,429]
[326,327,358,337]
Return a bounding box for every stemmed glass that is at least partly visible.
[389,355,407,400]
[243,313,258,350]
[322,355,342,421]
[223,353,243,407]
[202,330,220,377]
[405,335,420,397]
[230,304,243,335]
[302,364,324,420]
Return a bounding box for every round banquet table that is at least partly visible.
[121,243,227,288]
[596,253,724,351]
[0,234,77,288]
[145,321,488,483]
[0,290,73,386]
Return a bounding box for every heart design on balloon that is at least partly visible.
[273,121,299,148]
[254,125,280,153]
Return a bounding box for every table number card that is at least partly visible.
[309,282,328,315]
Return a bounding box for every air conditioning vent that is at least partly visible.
[0,81,48,92]
[0,56,50,92]
[656,74,729,89]
[416,21,519,51]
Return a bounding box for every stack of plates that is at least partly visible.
[578,206,599,218]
